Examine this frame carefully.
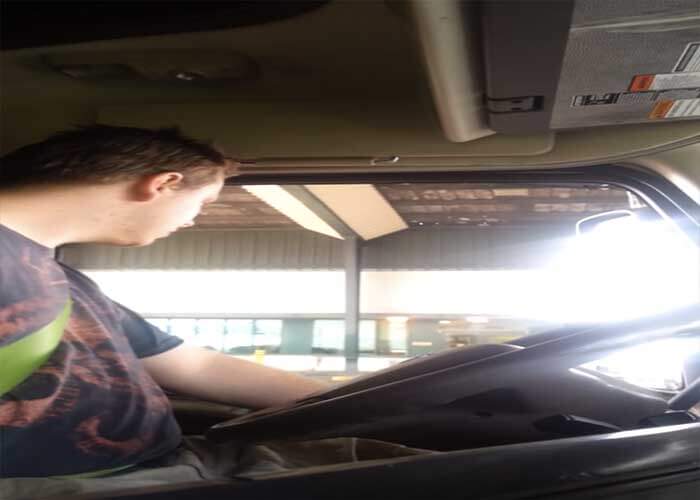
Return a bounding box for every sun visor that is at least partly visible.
[407,0,495,143]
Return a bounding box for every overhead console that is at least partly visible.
[413,0,700,139]
[483,0,700,133]
[8,0,696,167]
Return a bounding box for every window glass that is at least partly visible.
[169,318,198,344]
[82,182,699,385]
[224,319,254,353]
[196,319,226,351]
[253,320,282,352]
[581,334,700,392]
[313,320,345,353]
[359,320,377,353]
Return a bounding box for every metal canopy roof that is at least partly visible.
[191,184,634,231]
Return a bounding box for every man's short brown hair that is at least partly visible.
[0,125,238,189]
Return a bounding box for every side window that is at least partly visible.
[312,320,345,354]
[581,333,700,392]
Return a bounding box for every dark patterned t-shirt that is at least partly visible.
[0,224,183,477]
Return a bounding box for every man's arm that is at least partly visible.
[142,343,329,409]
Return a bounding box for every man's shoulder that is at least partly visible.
[0,226,70,346]
[0,224,51,253]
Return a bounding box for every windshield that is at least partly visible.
[63,181,700,387]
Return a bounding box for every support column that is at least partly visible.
[344,236,361,373]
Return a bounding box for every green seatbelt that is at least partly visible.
[0,300,71,397]
[0,300,136,478]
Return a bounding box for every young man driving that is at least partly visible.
[0,125,333,482]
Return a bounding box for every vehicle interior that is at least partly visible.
[2,1,700,499]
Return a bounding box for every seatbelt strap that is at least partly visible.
[0,300,72,397]
[1,300,137,478]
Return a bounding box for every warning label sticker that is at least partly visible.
[650,101,674,119]
[572,92,658,106]
[572,89,700,107]
[572,93,619,106]
[674,42,700,73]
[630,72,700,91]
[659,89,700,100]
[650,99,700,119]
[666,98,700,117]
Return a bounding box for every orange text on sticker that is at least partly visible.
[630,75,655,92]
[650,101,674,119]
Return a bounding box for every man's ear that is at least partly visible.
[130,172,184,201]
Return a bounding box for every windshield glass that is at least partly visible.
[63,181,700,386]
